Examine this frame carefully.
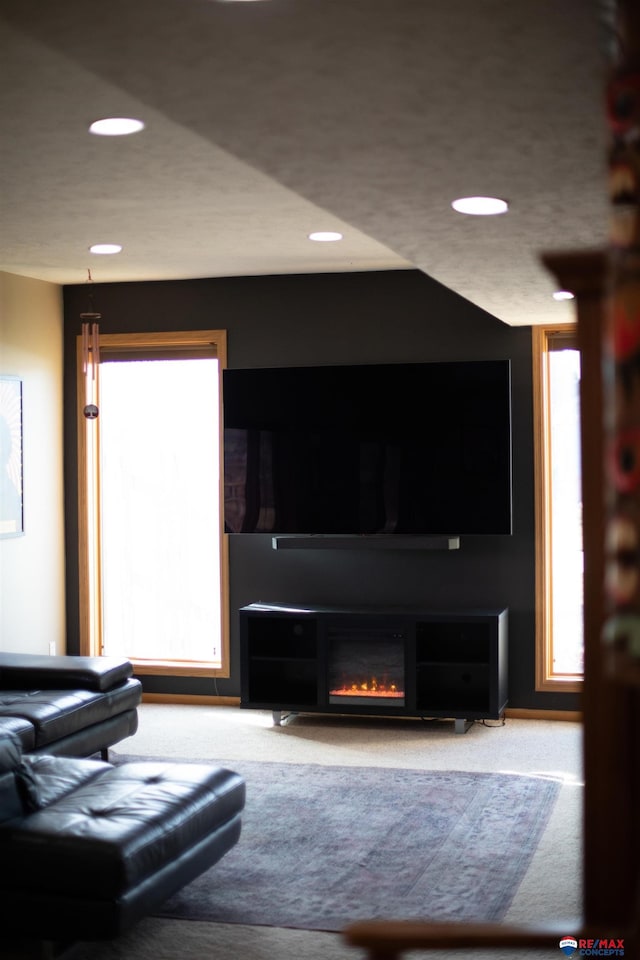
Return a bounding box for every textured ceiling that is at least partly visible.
[0,0,610,326]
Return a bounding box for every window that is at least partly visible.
[533,325,583,691]
[77,330,229,677]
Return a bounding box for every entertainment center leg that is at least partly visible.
[454,719,473,735]
[272,710,298,726]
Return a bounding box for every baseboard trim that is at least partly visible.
[505,707,583,722]
[141,693,241,707]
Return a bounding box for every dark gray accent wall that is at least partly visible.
[63,269,579,711]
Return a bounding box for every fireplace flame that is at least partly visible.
[329,676,404,698]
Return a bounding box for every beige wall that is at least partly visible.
[0,271,65,654]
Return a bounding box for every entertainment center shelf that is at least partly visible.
[239,603,508,734]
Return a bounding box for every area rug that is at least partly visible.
[118,757,560,932]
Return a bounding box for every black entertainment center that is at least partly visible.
[239,603,509,733]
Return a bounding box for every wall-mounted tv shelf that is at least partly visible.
[239,603,508,734]
[271,535,460,551]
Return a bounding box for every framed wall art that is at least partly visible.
[0,376,24,538]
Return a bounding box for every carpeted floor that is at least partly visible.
[115,759,560,930]
[52,707,584,960]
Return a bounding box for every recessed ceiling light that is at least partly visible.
[89,243,123,255]
[451,196,509,215]
[553,290,575,301]
[308,231,343,242]
[89,118,145,136]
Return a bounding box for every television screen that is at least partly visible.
[223,360,512,536]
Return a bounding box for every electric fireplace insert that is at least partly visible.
[327,623,407,708]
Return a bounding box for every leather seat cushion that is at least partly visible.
[0,759,246,898]
[0,678,142,748]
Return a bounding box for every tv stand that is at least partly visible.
[240,603,508,733]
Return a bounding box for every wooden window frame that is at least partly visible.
[76,329,229,678]
[533,324,583,692]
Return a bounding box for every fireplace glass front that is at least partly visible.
[327,624,406,708]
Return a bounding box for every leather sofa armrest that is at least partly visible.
[0,653,133,692]
[0,733,27,822]
[0,733,22,774]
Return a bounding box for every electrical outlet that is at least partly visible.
[49,641,56,656]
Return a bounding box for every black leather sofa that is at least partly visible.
[0,652,142,760]
[0,729,246,953]
[0,653,246,955]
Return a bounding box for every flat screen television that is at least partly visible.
[223,360,512,537]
